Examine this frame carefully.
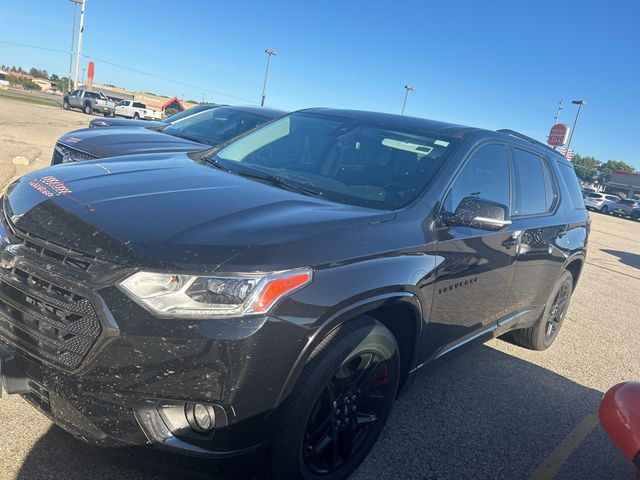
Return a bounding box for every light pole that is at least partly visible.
[564,100,586,159]
[73,0,86,88]
[401,85,415,115]
[260,49,277,107]
[553,99,563,125]
[67,0,81,92]
[81,67,86,86]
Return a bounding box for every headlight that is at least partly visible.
[119,268,312,318]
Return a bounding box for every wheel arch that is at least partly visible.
[564,255,584,286]
[275,292,423,406]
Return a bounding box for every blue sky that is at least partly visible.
[1,0,638,168]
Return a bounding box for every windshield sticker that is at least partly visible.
[434,140,450,147]
[381,138,434,157]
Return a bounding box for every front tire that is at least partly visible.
[510,271,574,351]
[269,316,400,480]
[63,99,70,110]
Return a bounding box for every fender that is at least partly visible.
[275,291,423,406]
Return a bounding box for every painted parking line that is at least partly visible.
[529,413,600,480]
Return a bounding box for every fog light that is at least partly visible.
[186,403,216,432]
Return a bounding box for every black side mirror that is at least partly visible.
[444,196,511,231]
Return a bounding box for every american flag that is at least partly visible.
[558,147,573,160]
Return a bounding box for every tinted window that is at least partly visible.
[587,193,603,198]
[165,105,215,123]
[605,195,619,201]
[133,102,146,109]
[84,91,99,99]
[214,112,458,210]
[557,163,586,210]
[541,159,558,211]
[443,144,510,214]
[163,107,270,147]
[512,148,547,216]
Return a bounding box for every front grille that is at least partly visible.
[0,265,102,370]
[52,143,99,165]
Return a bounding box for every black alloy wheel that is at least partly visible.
[268,316,399,480]
[303,352,390,475]
[543,278,571,346]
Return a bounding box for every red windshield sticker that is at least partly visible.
[41,176,72,195]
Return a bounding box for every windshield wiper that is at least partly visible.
[204,157,231,172]
[236,170,323,198]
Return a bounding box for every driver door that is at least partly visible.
[424,144,521,359]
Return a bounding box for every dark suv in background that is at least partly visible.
[0,109,588,479]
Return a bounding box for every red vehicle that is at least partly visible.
[600,382,640,479]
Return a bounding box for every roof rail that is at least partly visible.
[496,129,562,156]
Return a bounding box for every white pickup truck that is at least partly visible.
[114,100,163,121]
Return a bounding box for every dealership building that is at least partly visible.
[605,171,640,199]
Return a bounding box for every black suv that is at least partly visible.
[0,109,588,479]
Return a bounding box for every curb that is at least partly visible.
[12,147,41,166]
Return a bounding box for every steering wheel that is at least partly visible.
[384,182,415,194]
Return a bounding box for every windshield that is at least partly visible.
[164,104,216,124]
[162,107,268,146]
[213,112,457,210]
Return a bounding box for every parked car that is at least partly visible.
[114,100,163,121]
[52,105,285,164]
[612,198,640,220]
[600,382,640,479]
[62,89,116,116]
[89,104,221,129]
[0,109,588,480]
[583,192,620,213]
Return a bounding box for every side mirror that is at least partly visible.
[444,196,511,231]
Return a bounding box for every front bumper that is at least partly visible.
[0,227,309,457]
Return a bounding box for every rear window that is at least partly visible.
[604,195,619,201]
[557,163,585,210]
[587,193,603,198]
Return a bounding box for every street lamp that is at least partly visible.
[73,0,86,88]
[67,0,82,93]
[260,49,277,107]
[564,100,587,159]
[401,85,415,115]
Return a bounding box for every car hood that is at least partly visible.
[3,154,394,271]
[90,118,166,129]
[58,127,206,158]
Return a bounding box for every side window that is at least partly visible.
[512,148,548,216]
[443,144,510,214]
[557,163,586,210]
[133,102,145,109]
[541,158,558,212]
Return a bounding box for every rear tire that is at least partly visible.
[83,103,92,115]
[133,112,140,120]
[510,271,574,351]
[268,316,400,480]
[601,205,609,214]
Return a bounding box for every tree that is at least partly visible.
[597,160,636,184]
[29,67,48,79]
[571,154,600,183]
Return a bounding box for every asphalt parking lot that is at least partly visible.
[0,94,638,480]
